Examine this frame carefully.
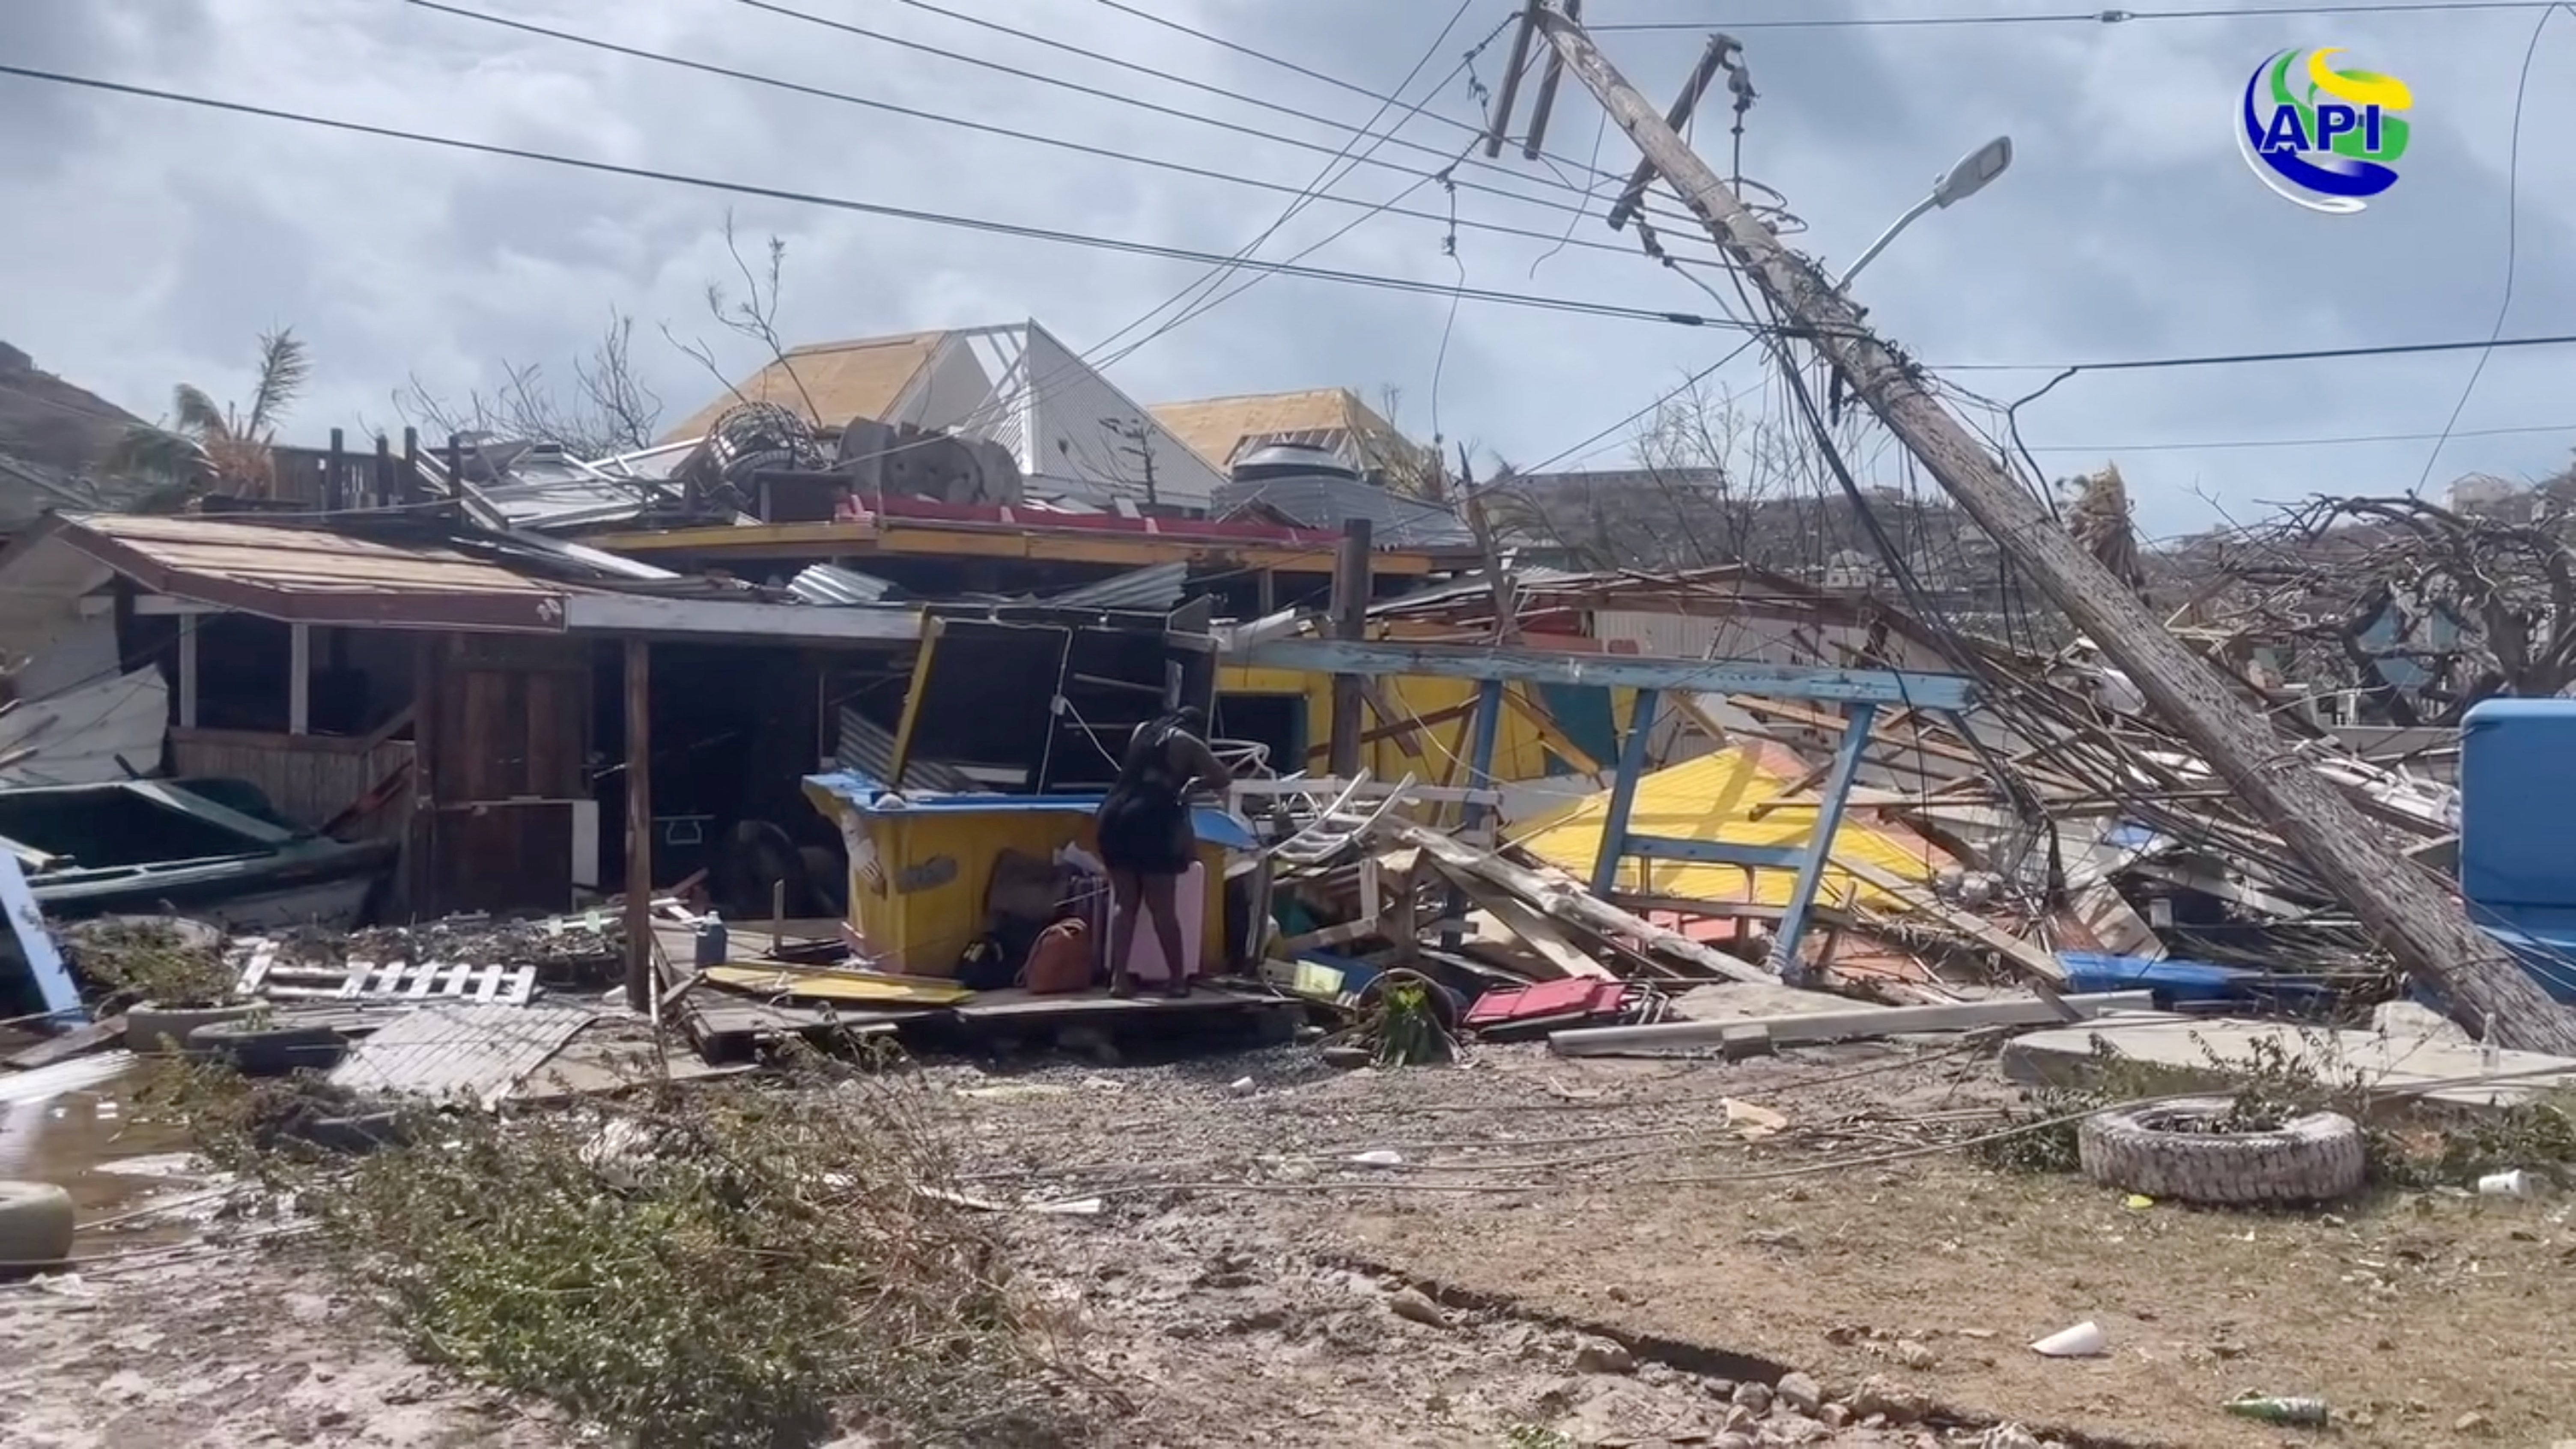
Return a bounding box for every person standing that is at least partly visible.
[1092,706,1231,998]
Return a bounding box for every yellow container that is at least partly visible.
[802,777,1237,978]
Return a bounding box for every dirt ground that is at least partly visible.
[5,1032,2573,1448]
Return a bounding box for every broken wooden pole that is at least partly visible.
[1606,33,1732,233]
[1533,9,2576,1055]
[1483,1,1545,159]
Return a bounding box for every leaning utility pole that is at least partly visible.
[1521,5,2576,1054]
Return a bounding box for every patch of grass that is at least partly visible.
[1504,1425,1576,1449]
[301,1049,1077,1449]
[2369,1088,2576,1189]
[1971,1025,2576,1193]
[69,918,236,1008]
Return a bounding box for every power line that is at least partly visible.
[1951,330,2576,373]
[1082,4,1493,376]
[406,0,1667,265]
[0,63,1775,336]
[1076,0,1613,174]
[747,0,1708,237]
[2027,419,2576,453]
[843,6,1500,482]
[2410,2,2567,493]
[1589,2,2561,32]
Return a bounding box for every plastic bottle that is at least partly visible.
[692,912,729,968]
[2223,1396,2329,1426]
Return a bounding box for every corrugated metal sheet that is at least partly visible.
[790,562,899,605]
[1213,475,1475,549]
[1369,566,1588,616]
[834,707,978,792]
[61,514,567,630]
[0,666,167,787]
[1049,561,1187,612]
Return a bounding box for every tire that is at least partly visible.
[0,1181,75,1275]
[186,1020,349,1077]
[2078,1097,2367,1206]
[125,1003,256,1057]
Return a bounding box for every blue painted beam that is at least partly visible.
[1591,689,1664,898]
[1625,835,1808,872]
[1767,701,1878,983]
[1237,637,1974,710]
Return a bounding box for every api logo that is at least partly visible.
[2239,47,2412,214]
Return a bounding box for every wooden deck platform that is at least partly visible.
[652,923,1293,1061]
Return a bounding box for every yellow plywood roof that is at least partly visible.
[663,331,948,443]
[1510,745,1944,910]
[1146,387,1411,471]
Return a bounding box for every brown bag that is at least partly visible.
[1020,917,1094,995]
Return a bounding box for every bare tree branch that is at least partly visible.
[394,310,664,456]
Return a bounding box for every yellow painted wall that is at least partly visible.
[805,792,1228,978]
[1217,665,1640,786]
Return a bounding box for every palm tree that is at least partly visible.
[102,328,311,501]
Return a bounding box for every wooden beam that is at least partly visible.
[1326,519,1374,776]
[176,620,199,728]
[623,637,654,1013]
[288,623,310,736]
[1391,821,1771,985]
[1500,683,1605,775]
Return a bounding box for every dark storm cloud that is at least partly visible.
[0,0,214,176]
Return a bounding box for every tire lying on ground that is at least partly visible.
[2077,1097,2367,1207]
[0,1181,76,1275]
[125,1003,258,1057]
[185,1020,351,1077]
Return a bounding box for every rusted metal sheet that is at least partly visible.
[55,513,568,630]
[329,1004,597,1106]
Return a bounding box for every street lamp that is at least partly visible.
[1832,135,2014,290]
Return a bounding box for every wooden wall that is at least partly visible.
[169,727,414,841]
[413,633,593,917]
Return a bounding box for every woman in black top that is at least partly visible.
[1093,707,1231,998]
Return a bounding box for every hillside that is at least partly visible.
[0,339,152,520]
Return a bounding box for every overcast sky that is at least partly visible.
[1,0,2570,535]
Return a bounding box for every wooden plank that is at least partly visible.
[408,960,444,999]
[1441,871,1613,981]
[475,963,506,1004]
[237,944,277,995]
[1389,822,1769,985]
[504,965,536,1006]
[2,1014,126,1070]
[338,960,373,999]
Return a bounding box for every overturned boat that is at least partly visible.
[0,777,392,930]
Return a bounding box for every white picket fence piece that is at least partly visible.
[229,938,536,1008]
